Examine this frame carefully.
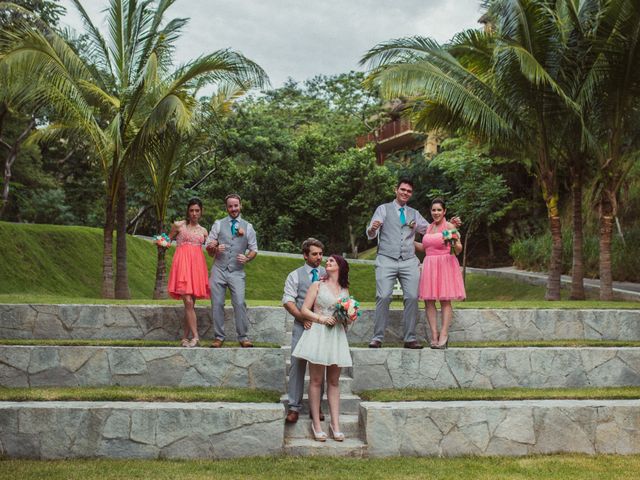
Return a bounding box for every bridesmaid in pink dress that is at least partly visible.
[417,198,465,349]
[167,198,211,347]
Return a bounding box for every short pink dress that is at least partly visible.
[167,227,211,300]
[418,221,466,301]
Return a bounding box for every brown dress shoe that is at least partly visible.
[239,339,254,348]
[285,410,299,423]
[403,341,424,349]
[210,339,224,348]
[368,340,382,348]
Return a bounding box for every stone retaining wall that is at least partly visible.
[0,305,285,343]
[360,399,640,457]
[2,304,638,343]
[0,346,285,390]
[351,347,640,390]
[0,401,284,459]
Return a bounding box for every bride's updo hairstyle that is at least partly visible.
[330,254,350,288]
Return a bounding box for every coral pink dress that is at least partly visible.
[168,226,211,300]
[418,221,466,301]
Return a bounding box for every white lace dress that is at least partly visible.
[291,281,353,367]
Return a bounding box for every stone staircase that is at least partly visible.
[0,304,639,459]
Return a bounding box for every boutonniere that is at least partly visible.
[403,220,416,229]
[236,227,245,237]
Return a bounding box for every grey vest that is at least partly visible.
[215,216,250,272]
[294,265,326,309]
[377,202,416,260]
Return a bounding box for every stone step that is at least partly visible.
[361,399,640,457]
[0,401,284,459]
[281,394,362,415]
[0,345,285,390]
[285,414,362,439]
[283,438,367,457]
[350,346,640,391]
[3,304,638,342]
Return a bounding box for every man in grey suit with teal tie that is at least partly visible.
[282,238,326,423]
[366,179,429,349]
[206,194,258,348]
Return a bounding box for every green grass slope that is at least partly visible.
[1,221,636,307]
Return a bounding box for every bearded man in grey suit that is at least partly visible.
[282,238,326,423]
[206,194,258,348]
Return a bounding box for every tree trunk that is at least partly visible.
[115,177,130,299]
[569,165,585,300]
[462,227,472,286]
[0,117,35,218]
[546,214,563,300]
[347,221,358,258]
[486,223,494,259]
[599,214,614,301]
[153,219,169,299]
[102,196,115,298]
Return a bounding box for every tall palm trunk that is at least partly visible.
[1,117,35,218]
[598,189,615,300]
[102,194,115,298]
[115,176,130,299]
[540,159,562,301]
[153,218,169,299]
[569,162,585,300]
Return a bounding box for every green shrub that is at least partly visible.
[510,227,640,282]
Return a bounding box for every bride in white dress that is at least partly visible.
[292,254,353,442]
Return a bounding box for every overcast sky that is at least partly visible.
[59,0,483,88]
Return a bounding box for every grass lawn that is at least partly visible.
[1,455,639,479]
[350,339,640,348]
[0,339,280,348]
[0,386,281,403]
[359,386,640,402]
[2,222,638,308]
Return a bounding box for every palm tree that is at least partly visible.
[361,0,580,300]
[146,81,251,299]
[0,0,267,298]
[580,0,640,300]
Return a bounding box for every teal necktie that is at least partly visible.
[399,207,406,225]
[311,268,319,282]
[231,219,238,235]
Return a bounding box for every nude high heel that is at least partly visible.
[311,424,327,442]
[329,425,344,442]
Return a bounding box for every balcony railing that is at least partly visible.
[356,118,414,147]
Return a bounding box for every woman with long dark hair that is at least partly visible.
[292,254,353,442]
[167,198,211,347]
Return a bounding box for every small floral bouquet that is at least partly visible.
[236,227,245,237]
[153,233,171,248]
[329,296,361,329]
[442,229,460,255]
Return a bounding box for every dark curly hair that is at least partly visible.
[329,254,350,289]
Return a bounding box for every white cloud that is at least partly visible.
[59,0,482,87]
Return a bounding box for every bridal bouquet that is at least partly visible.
[330,296,361,328]
[442,229,460,255]
[153,233,171,248]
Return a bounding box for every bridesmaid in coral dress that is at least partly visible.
[417,198,465,349]
[168,198,211,347]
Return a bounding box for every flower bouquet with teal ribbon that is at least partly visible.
[329,296,361,328]
[442,229,460,255]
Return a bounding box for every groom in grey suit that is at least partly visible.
[366,179,429,349]
[282,238,326,423]
[206,194,258,348]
